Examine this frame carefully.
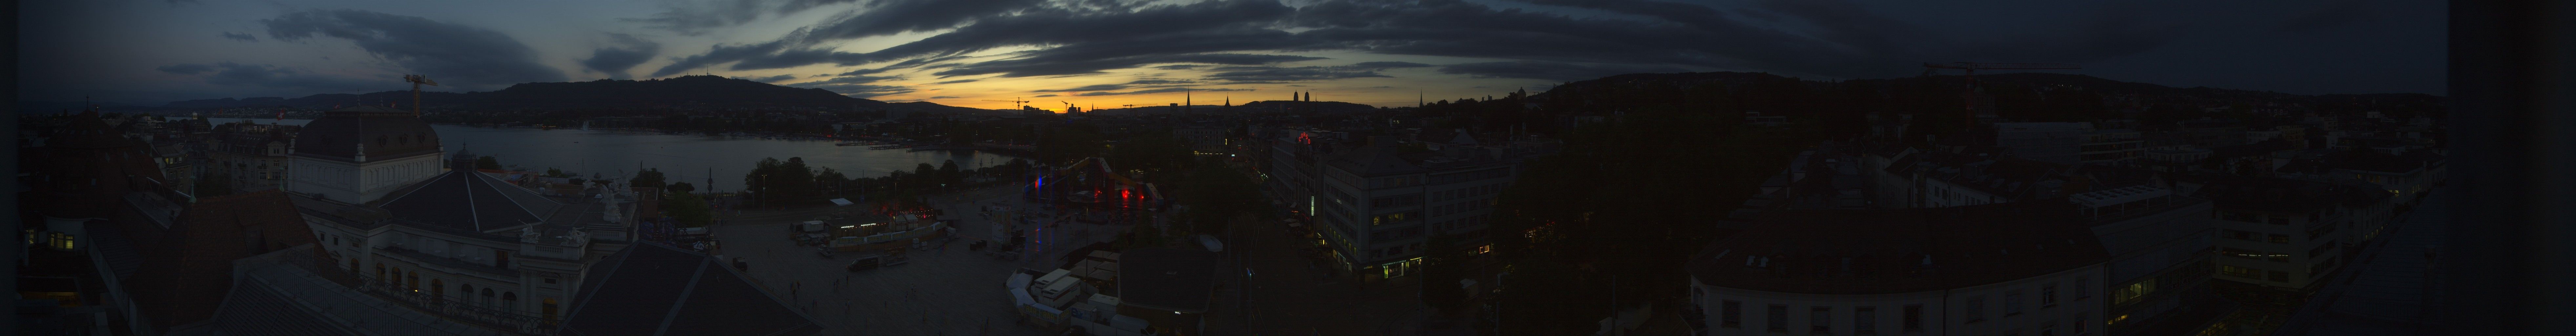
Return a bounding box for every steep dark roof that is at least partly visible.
[1117,247,1222,313]
[291,105,441,162]
[559,242,820,336]
[380,169,561,232]
[206,280,353,336]
[1686,202,2111,295]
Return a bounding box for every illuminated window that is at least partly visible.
[2114,279,2155,305]
[49,232,75,250]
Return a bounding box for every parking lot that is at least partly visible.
[704,184,1152,335]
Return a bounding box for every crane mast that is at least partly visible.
[403,74,439,116]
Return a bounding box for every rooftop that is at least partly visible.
[1685,202,2111,295]
[379,169,563,232]
[1117,247,1222,313]
[559,242,820,336]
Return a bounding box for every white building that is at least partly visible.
[1686,203,2111,336]
[283,105,646,329]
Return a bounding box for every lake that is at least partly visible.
[209,118,1013,193]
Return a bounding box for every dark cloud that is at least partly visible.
[156,63,215,74]
[808,84,914,98]
[939,52,1325,78]
[261,9,564,88]
[621,0,768,36]
[652,0,1305,77]
[1436,60,1692,81]
[1125,79,1196,85]
[931,79,979,84]
[801,74,904,85]
[1369,86,1393,88]
[730,74,797,83]
[158,62,373,91]
[812,74,833,77]
[219,32,257,42]
[164,0,200,7]
[1033,84,1131,93]
[580,33,661,79]
[927,95,961,99]
[1073,87,1253,96]
[1031,94,1059,97]
[1349,61,1432,69]
[775,0,860,15]
[799,0,1040,44]
[1202,65,1391,82]
[1154,65,1201,70]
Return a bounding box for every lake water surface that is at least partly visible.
[210,118,1010,193]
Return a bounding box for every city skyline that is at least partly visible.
[21,0,2443,111]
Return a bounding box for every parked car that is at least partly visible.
[816,246,836,258]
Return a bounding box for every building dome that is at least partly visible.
[292,105,440,162]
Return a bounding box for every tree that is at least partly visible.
[544,168,571,178]
[630,168,666,193]
[1177,157,1262,234]
[1419,233,1471,312]
[666,181,696,195]
[476,156,502,170]
[664,191,714,227]
[938,160,962,185]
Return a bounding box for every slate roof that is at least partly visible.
[1685,202,2111,295]
[291,105,441,162]
[86,223,146,281]
[559,242,820,336]
[205,280,354,336]
[380,169,562,232]
[1117,247,1222,313]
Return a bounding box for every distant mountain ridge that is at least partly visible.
[155,75,1001,115]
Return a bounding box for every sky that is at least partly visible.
[19,0,2446,111]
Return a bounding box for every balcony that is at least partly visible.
[281,246,559,335]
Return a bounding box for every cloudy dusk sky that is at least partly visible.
[20,0,2444,111]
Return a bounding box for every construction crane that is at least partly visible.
[1061,101,1074,114]
[982,97,1031,109]
[402,74,438,116]
[1921,62,2079,128]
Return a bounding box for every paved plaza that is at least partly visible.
[704,184,1152,335]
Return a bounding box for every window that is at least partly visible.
[431,279,445,298]
[1902,304,1923,333]
[460,284,474,301]
[2268,270,2290,283]
[2040,322,2057,336]
[1965,297,1985,323]
[2075,313,2088,334]
[1855,306,1877,335]
[543,298,561,322]
[2076,276,2091,300]
[49,232,75,250]
[1722,300,1742,328]
[2269,234,2290,243]
[2005,291,2024,316]
[2221,247,2263,260]
[2116,279,2155,305]
[502,292,518,312]
[2223,229,2256,241]
[1812,306,1833,334]
[2221,264,2261,279]
[2041,285,2059,307]
[1769,304,1789,332]
[544,278,558,284]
